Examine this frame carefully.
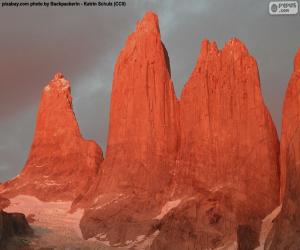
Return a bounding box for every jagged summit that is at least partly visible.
[200,39,219,53]
[136,11,160,35]
[194,38,251,75]
[224,37,249,52]
[200,38,249,57]
[45,72,70,92]
[178,36,279,218]
[53,72,64,80]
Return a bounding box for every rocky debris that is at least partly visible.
[1,73,104,202]
[80,190,239,249]
[150,192,236,250]
[0,210,33,249]
[265,49,300,250]
[80,194,161,247]
[150,187,264,250]
[175,38,280,219]
[253,205,281,249]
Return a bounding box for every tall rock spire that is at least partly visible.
[95,11,179,195]
[280,49,300,200]
[176,38,280,218]
[267,48,300,249]
[1,73,103,201]
[78,11,180,246]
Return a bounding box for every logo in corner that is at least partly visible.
[269,1,299,15]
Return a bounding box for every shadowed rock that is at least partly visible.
[0,210,33,249]
[237,224,259,250]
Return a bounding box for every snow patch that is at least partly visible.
[3,195,106,248]
[129,230,160,250]
[93,194,104,204]
[136,235,146,241]
[210,184,226,192]
[35,165,45,168]
[92,193,127,210]
[255,205,282,250]
[88,232,111,246]
[44,180,60,186]
[98,233,107,240]
[125,239,133,244]
[56,78,70,90]
[88,230,159,249]
[154,199,181,220]
[44,85,50,91]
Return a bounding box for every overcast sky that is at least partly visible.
[0,0,300,182]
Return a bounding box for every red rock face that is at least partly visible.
[91,12,179,196]
[175,39,280,218]
[77,14,281,248]
[266,49,300,250]
[77,12,180,246]
[279,49,300,201]
[1,73,103,201]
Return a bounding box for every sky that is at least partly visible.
[0,0,300,182]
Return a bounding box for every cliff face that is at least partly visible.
[77,13,280,248]
[91,12,179,196]
[78,12,180,246]
[175,39,280,218]
[279,49,300,201]
[150,39,280,250]
[1,73,103,201]
[266,49,300,250]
